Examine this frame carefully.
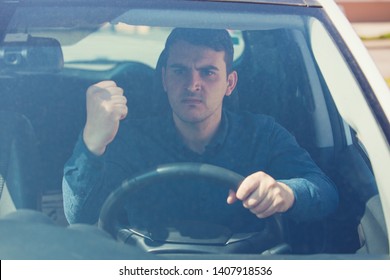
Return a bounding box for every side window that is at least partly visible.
[230,30,245,61]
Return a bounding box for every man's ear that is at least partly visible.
[225,70,238,97]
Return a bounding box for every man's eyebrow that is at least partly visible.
[168,63,220,71]
[197,65,220,71]
[168,63,186,69]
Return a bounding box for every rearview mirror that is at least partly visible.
[0,34,63,74]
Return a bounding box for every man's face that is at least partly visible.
[162,40,237,125]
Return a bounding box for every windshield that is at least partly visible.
[62,25,244,70]
[0,0,387,267]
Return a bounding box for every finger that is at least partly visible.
[88,82,123,98]
[95,80,117,88]
[100,97,128,119]
[236,175,260,201]
[237,171,270,204]
[226,190,238,204]
[242,192,263,209]
[250,195,273,216]
[109,103,128,120]
[105,107,127,122]
[101,96,127,110]
[116,104,128,120]
[105,86,124,96]
[97,89,125,104]
[110,95,127,105]
[88,81,116,93]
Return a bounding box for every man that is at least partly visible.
[63,28,338,228]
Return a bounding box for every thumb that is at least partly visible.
[227,189,238,204]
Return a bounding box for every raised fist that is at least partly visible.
[83,80,128,155]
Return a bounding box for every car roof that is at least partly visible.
[1,0,322,7]
[192,0,321,7]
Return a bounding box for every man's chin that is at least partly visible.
[174,112,206,124]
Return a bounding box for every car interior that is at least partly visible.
[0,3,387,258]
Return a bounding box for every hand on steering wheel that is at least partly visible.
[98,163,288,254]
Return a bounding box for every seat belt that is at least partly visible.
[0,115,12,201]
[0,147,10,201]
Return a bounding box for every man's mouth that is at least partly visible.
[182,98,202,105]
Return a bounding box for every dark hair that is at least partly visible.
[162,28,234,73]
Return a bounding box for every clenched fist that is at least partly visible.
[83,80,128,156]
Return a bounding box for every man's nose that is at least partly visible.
[186,71,202,92]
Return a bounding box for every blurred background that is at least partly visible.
[336,0,390,87]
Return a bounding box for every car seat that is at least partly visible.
[235,29,316,153]
[111,61,157,119]
[0,111,42,217]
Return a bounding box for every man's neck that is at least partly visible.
[173,113,221,154]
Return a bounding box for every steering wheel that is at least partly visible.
[98,163,288,254]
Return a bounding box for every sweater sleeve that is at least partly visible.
[267,121,339,222]
[62,134,109,224]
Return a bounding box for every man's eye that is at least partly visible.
[173,68,185,75]
[202,70,215,77]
